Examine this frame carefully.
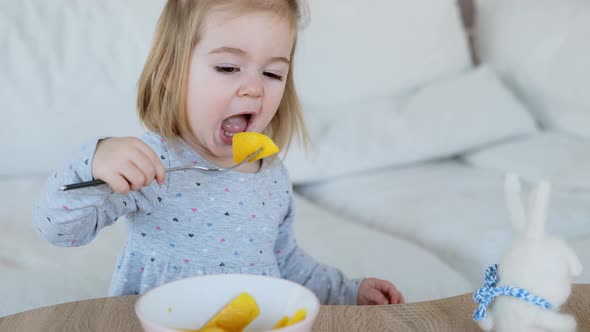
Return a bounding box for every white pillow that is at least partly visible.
[284,65,538,184]
[0,0,166,176]
[293,0,472,105]
[463,132,590,191]
[474,0,590,138]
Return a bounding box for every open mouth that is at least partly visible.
[220,113,253,145]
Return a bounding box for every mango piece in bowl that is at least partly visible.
[285,308,307,326]
[273,308,307,330]
[273,316,289,329]
[200,292,260,332]
[199,328,228,332]
[232,132,280,164]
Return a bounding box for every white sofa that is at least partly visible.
[2,0,589,318]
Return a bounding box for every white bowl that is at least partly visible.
[135,274,321,332]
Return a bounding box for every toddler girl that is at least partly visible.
[34,0,403,306]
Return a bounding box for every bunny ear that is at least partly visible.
[504,173,527,234]
[566,246,583,278]
[526,180,551,239]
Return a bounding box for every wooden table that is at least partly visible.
[1,285,588,331]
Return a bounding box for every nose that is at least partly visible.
[237,72,263,98]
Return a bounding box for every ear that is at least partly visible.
[565,246,583,278]
[504,173,527,234]
[526,180,550,239]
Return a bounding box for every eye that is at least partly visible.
[215,66,240,74]
[264,71,283,81]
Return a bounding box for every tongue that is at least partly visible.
[222,115,248,134]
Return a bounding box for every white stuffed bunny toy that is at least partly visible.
[473,174,583,332]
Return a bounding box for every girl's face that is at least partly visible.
[186,9,294,168]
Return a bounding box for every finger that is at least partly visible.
[385,285,402,304]
[366,288,389,306]
[135,140,166,184]
[388,289,402,304]
[104,174,131,195]
[398,291,406,304]
[154,157,166,185]
[375,280,402,304]
[130,149,157,187]
[120,161,146,192]
[374,280,392,297]
[382,285,396,304]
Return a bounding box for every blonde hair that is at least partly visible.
[137,0,309,153]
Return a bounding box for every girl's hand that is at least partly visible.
[92,137,166,194]
[357,278,405,305]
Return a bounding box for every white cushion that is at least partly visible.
[0,0,166,176]
[464,132,590,190]
[284,66,538,184]
[294,0,471,105]
[293,194,472,303]
[474,0,590,138]
[297,161,590,286]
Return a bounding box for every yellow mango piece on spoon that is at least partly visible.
[200,292,260,332]
[232,132,280,164]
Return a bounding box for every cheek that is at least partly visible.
[255,87,283,131]
[265,82,287,108]
[188,74,231,121]
[192,72,229,104]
